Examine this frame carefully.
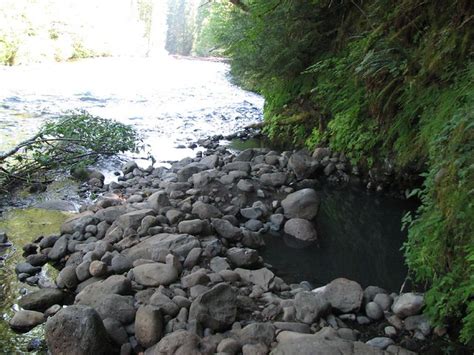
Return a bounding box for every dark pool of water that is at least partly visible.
[261,185,417,292]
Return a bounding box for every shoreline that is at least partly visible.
[2,137,445,354]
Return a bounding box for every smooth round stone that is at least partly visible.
[365,301,383,320]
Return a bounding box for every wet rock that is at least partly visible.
[294,291,330,324]
[18,288,64,312]
[284,218,317,241]
[392,293,424,318]
[135,305,163,348]
[25,253,48,267]
[46,305,111,354]
[9,310,44,332]
[15,262,41,275]
[226,247,259,268]
[132,262,179,287]
[323,278,363,313]
[189,283,237,331]
[211,218,241,240]
[281,188,320,220]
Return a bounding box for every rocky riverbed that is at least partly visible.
[5,141,440,355]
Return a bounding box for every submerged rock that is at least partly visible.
[284,218,317,241]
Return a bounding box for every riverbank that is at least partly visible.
[4,140,457,354]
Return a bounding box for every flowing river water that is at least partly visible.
[0,56,415,352]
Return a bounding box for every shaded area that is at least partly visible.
[262,186,418,291]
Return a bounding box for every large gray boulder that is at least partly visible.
[75,275,132,305]
[392,293,424,318]
[123,233,200,261]
[132,262,179,287]
[226,247,259,268]
[18,288,64,312]
[147,191,170,212]
[323,278,363,313]
[95,205,129,223]
[189,283,237,331]
[45,305,111,355]
[284,218,318,241]
[281,189,320,220]
[93,294,136,324]
[211,218,241,240]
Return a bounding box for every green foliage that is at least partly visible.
[0,111,142,190]
[209,0,474,342]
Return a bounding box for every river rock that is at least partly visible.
[95,205,129,223]
[135,305,163,348]
[75,275,132,305]
[238,322,275,346]
[366,337,394,350]
[224,161,251,173]
[122,160,138,174]
[46,305,111,354]
[192,201,222,219]
[260,172,288,187]
[226,247,259,267]
[217,338,241,354]
[147,191,170,212]
[189,283,237,331]
[94,294,135,324]
[103,318,128,346]
[15,262,41,275]
[60,211,98,234]
[132,262,179,287]
[114,209,155,231]
[149,292,179,316]
[365,301,384,320]
[235,267,275,290]
[284,218,317,241]
[200,154,219,169]
[294,291,330,324]
[56,265,78,289]
[211,218,241,240]
[323,278,363,313]
[145,330,212,355]
[123,233,199,261]
[373,293,393,311]
[404,314,431,336]
[237,179,254,192]
[182,271,210,288]
[240,207,263,220]
[18,288,64,312]
[392,293,424,318]
[9,310,44,332]
[281,188,320,220]
[177,162,208,182]
[178,219,204,235]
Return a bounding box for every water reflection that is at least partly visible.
[262,186,417,291]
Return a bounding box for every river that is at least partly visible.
[0,56,414,353]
